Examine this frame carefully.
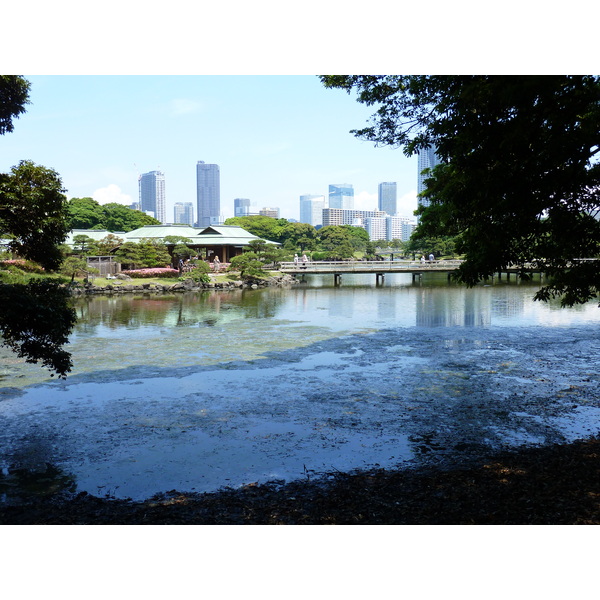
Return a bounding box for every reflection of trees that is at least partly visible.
[0,463,77,501]
[72,288,288,335]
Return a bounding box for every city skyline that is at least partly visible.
[0,76,419,223]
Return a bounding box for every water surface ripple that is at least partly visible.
[1,277,599,501]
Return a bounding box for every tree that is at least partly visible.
[0,75,30,135]
[0,77,76,378]
[317,226,356,259]
[224,215,292,243]
[115,239,170,269]
[72,234,99,256]
[0,160,71,271]
[101,203,160,232]
[96,233,124,255]
[66,197,105,229]
[163,236,196,262]
[321,75,600,306]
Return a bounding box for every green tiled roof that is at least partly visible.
[63,224,279,247]
[123,224,201,242]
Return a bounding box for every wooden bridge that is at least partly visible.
[279,260,538,285]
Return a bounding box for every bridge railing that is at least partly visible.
[279,260,465,272]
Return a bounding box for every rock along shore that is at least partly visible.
[67,273,298,295]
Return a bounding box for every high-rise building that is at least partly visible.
[139,170,166,223]
[196,161,220,228]
[418,146,440,214]
[386,216,417,241]
[299,194,325,227]
[328,184,354,210]
[234,198,251,217]
[174,202,194,226]
[365,217,387,241]
[259,207,280,218]
[378,182,397,216]
[322,208,386,228]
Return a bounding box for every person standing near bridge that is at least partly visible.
[302,253,308,268]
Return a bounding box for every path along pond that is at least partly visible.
[2,273,600,502]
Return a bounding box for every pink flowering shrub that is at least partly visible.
[0,259,45,273]
[121,268,179,278]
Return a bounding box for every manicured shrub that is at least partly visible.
[121,268,179,278]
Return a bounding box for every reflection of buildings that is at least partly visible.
[490,288,526,319]
[415,287,492,327]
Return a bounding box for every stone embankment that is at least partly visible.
[68,273,297,295]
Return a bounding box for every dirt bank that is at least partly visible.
[2,436,598,525]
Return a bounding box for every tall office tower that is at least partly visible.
[299,194,325,226]
[139,170,166,223]
[259,207,280,218]
[329,184,354,210]
[417,146,440,214]
[378,182,397,215]
[174,202,194,226]
[234,198,251,217]
[196,161,220,228]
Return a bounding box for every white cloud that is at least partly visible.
[93,184,133,206]
[354,190,378,211]
[353,190,418,218]
[397,190,418,218]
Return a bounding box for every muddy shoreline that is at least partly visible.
[2,436,599,524]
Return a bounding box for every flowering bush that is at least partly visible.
[121,268,179,279]
[0,259,45,273]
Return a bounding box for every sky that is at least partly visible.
[0,75,419,223]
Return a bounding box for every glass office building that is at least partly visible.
[139,170,166,223]
[328,184,354,210]
[196,161,220,227]
[378,182,397,216]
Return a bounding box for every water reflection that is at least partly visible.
[1,276,600,500]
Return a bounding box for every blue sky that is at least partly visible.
[0,75,419,222]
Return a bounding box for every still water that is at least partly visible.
[1,273,600,501]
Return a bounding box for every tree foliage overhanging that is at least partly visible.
[321,75,600,306]
[0,76,76,377]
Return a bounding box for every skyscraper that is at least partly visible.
[234,198,251,217]
[259,207,280,218]
[417,146,440,212]
[139,170,166,223]
[378,182,397,215]
[299,194,325,227]
[196,161,220,228]
[174,202,194,226]
[328,184,354,210]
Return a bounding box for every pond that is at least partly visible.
[1,273,600,501]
